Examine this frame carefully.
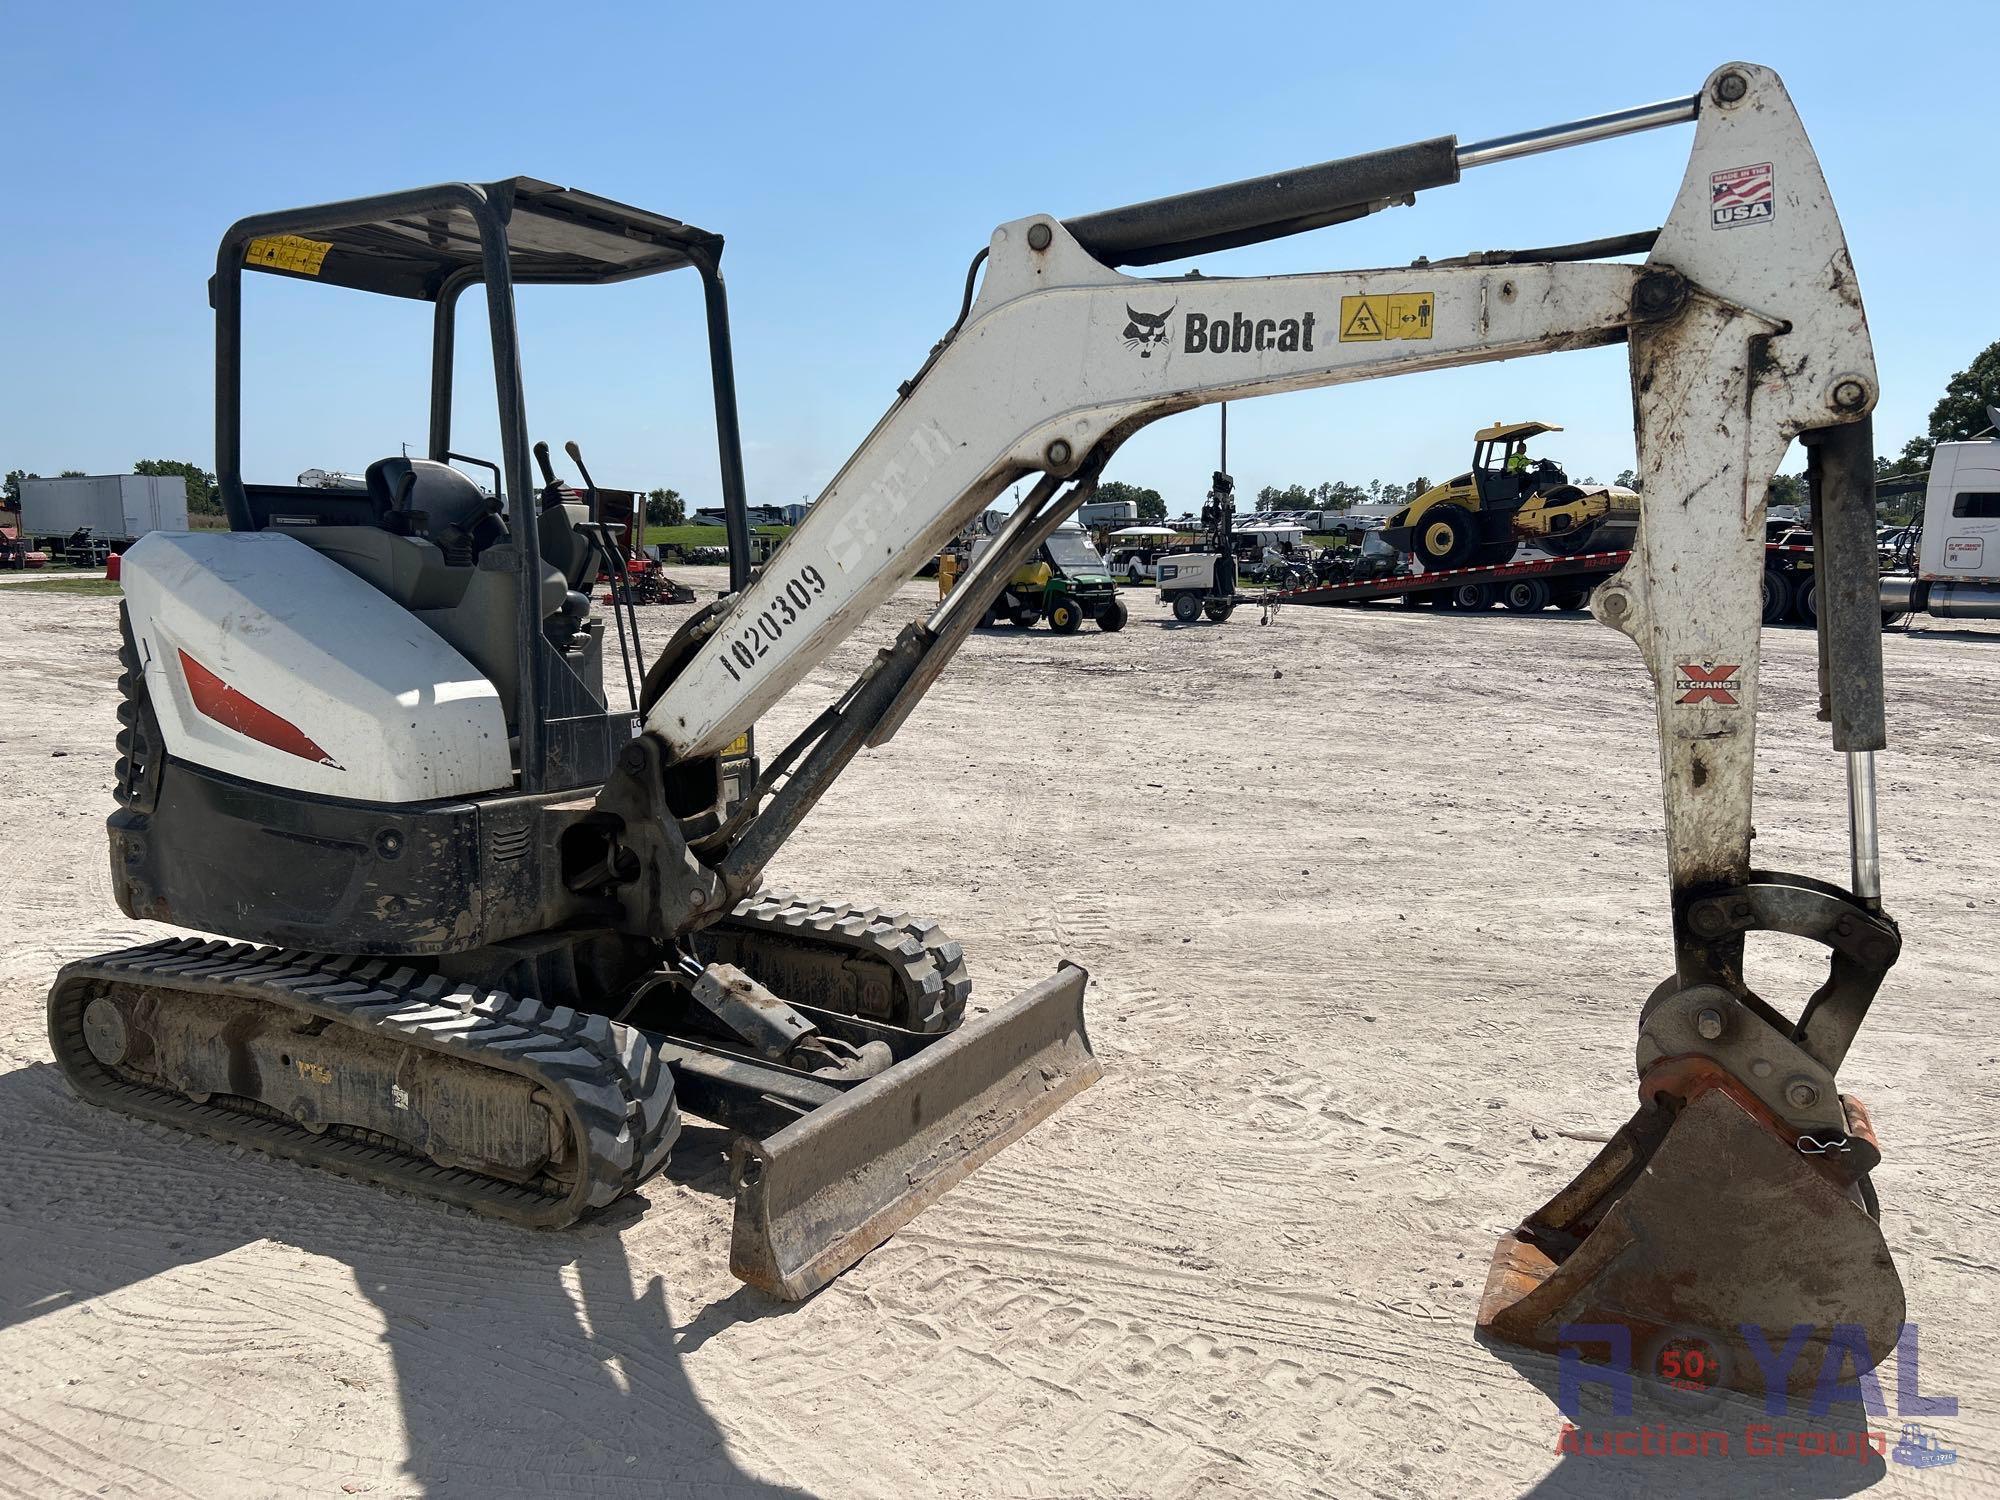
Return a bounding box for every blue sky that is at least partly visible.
[3,1,1992,513]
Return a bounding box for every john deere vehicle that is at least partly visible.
[945,521,1128,631]
[1380,421,1640,568]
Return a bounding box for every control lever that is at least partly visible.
[563,439,596,493]
[533,439,560,489]
[564,439,645,711]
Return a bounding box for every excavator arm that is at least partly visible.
[631,63,1905,1381]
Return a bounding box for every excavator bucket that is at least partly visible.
[729,962,1098,1299]
[1477,1087,1906,1395]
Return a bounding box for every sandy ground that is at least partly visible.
[1,568,1996,1499]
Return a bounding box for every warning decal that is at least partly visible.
[1339,293,1434,342]
[245,234,333,276]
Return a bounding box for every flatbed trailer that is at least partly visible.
[1269,549,1627,611]
[1270,542,1823,622]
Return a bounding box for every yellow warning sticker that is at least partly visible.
[722,734,751,759]
[245,234,333,276]
[1339,292,1435,342]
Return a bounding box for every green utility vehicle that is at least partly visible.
[953,522,1128,632]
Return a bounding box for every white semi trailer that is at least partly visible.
[19,473,188,546]
[1881,412,2000,621]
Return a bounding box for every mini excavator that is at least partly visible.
[55,63,1904,1389]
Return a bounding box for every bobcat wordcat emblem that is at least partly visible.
[1122,303,1176,358]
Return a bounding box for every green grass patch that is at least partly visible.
[4,577,123,596]
[643,523,729,547]
[641,522,793,548]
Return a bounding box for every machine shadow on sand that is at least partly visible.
[1480,1339,1891,1499]
[0,1062,810,1500]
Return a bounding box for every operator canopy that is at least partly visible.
[1475,420,1562,444]
[234,177,721,300]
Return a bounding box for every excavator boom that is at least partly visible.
[649,63,1867,787]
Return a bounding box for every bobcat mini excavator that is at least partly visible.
[57,63,1906,1389]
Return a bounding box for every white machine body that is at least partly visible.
[120,531,511,803]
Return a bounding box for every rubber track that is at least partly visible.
[48,937,679,1227]
[113,604,159,813]
[704,889,972,1034]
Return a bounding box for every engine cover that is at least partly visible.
[120,530,511,803]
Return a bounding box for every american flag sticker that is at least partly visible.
[1710,163,1775,229]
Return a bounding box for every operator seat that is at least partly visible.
[273,458,595,732]
[365,457,503,561]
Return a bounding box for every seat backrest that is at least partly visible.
[539,500,597,591]
[366,458,494,542]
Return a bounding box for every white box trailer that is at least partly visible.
[1076,497,1139,526]
[19,473,189,545]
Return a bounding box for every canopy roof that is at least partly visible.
[234,178,721,301]
[1109,525,1177,537]
[1474,420,1561,443]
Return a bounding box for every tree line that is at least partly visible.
[1093,477,1432,518]
[1252,477,1434,511]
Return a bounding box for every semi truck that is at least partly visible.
[1879,414,2000,622]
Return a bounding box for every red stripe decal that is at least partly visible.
[178,649,339,767]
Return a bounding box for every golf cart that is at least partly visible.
[1106,524,1177,582]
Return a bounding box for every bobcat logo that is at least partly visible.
[1122,302,1176,359]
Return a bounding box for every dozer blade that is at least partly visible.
[1478,1087,1905,1395]
[730,961,1098,1299]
